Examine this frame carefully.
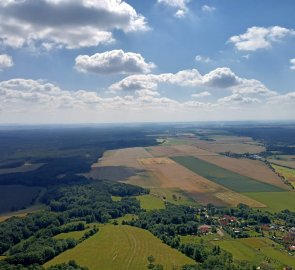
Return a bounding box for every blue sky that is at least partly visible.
[0,0,294,124]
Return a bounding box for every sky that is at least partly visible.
[0,0,295,124]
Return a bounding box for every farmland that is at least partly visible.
[147,143,287,190]
[45,225,195,270]
[90,146,270,207]
[268,155,295,169]
[243,192,295,212]
[272,164,295,182]
[218,237,295,268]
[0,124,295,270]
[171,156,284,193]
[190,135,265,154]
[181,234,295,268]
[136,194,165,210]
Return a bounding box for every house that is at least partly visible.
[198,225,211,234]
[219,215,238,227]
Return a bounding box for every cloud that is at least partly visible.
[75,50,155,75]
[231,79,277,96]
[192,91,211,98]
[290,58,295,70]
[135,89,160,97]
[229,26,295,51]
[0,78,179,115]
[195,55,212,63]
[157,0,190,18]
[202,5,216,12]
[202,68,240,88]
[267,92,295,104]
[109,68,240,91]
[0,54,13,70]
[1,77,295,123]
[0,0,149,49]
[218,94,260,105]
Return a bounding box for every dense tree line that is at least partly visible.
[0,127,158,187]
[0,260,88,270]
[275,209,295,227]
[126,204,199,247]
[206,204,272,225]
[226,126,295,155]
[0,180,146,267]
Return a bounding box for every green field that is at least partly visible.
[54,229,90,240]
[151,188,199,207]
[218,237,295,268]
[111,196,122,202]
[136,194,165,210]
[172,156,283,193]
[181,233,229,245]
[244,192,295,212]
[180,234,295,268]
[272,164,295,182]
[0,185,42,213]
[111,214,138,225]
[45,225,195,270]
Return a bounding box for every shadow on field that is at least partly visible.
[87,166,145,181]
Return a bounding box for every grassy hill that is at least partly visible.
[44,225,195,270]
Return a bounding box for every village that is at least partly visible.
[193,206,295,258]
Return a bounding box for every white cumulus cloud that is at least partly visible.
[290,58,295,70]
[75,50,155,75]
[192,91,211,98]
[1,77,295,123]
[0,54,13,70]
[0,0,149,50]
[229,26,295,51]
[157,0,190,18]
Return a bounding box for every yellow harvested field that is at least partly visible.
[92,147,152,169]
[137,157,175,165]
[145,145,183,157]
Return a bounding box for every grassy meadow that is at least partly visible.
[136,194,165,210]
[54,230,90,240]
[45,225,195,270]
[272,164,295,182]
[244,192,295,212]
[172,156,284,193]
[181,234,295,268]
[218,237,295,268]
